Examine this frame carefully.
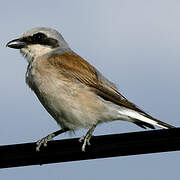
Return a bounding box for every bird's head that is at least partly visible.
[6,27,70,62]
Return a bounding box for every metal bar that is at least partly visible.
[0,128,180,169]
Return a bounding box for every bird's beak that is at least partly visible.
[6,38,27,49]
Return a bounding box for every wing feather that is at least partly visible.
[47,52,174,129]
[48,52,147,112]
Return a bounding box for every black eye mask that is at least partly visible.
[20,32,59,48]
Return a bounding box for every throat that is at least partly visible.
[20,44,52,63]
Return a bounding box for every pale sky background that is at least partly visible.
[0,0,180,179]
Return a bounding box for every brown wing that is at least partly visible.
[47,52,144,112]
[46,51,174,129]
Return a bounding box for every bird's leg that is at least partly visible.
[79,124,97,152]
[36,128,69,151]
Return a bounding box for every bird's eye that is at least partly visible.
[33,32,47,40]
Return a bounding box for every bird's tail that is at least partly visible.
[119,109,175,129]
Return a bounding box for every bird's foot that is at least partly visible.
[79,133,92,152]
[36,133,55,151]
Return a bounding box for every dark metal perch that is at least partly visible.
[0,128,180,169]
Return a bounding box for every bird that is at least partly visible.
[6,27,175,152]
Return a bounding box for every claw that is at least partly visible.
[79,125,96,152]
[79,136,85,143]
[79,134,92,152]
[36,133,55,151]
[81,138,87,152]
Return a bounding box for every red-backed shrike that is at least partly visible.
[6,27,174,151]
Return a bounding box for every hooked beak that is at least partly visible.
[6,38,27,49]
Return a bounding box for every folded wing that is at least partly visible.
[47,52,174,129]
